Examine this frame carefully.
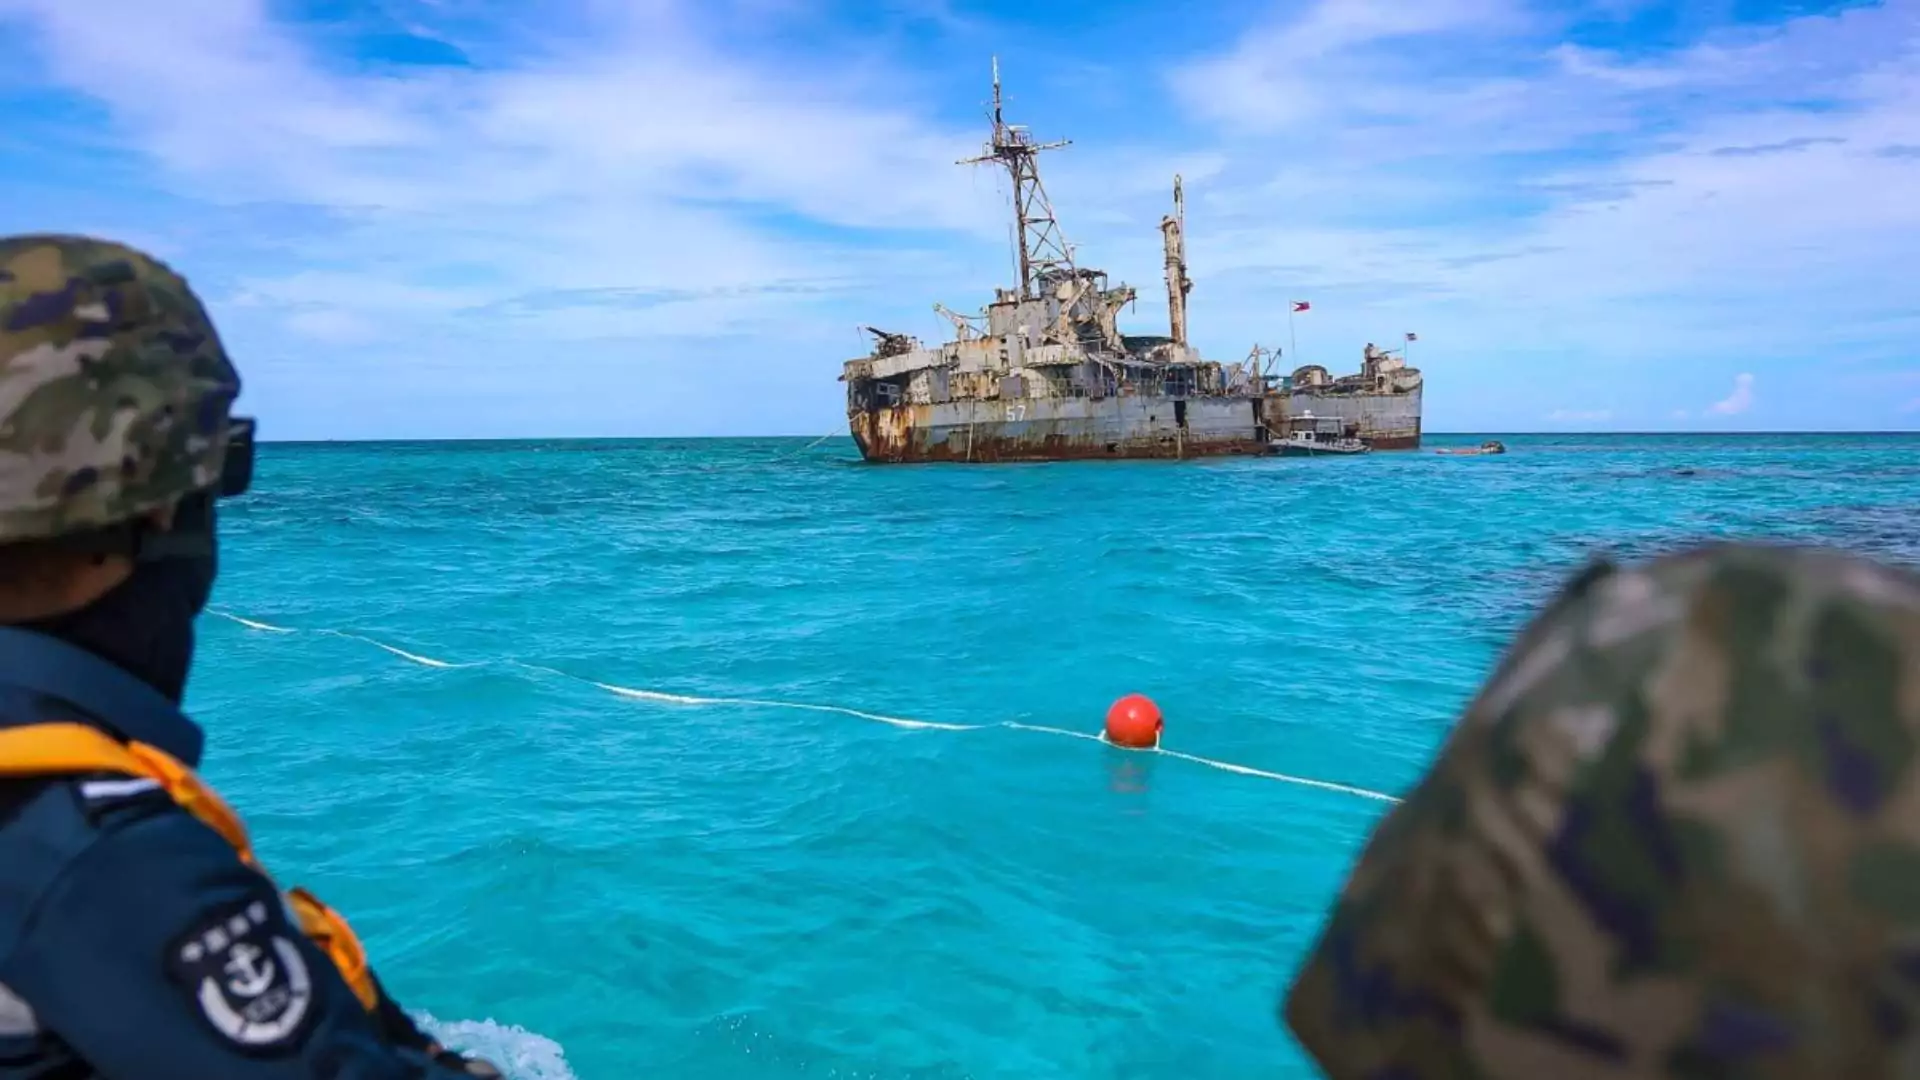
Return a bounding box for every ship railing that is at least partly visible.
[937,379,1247,404]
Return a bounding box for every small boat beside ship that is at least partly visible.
[1434,440,1508,456]
[1272,415,1371,457]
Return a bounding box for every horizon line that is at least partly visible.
[251,429,1920,445]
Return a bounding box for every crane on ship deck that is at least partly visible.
[932,303,984,342]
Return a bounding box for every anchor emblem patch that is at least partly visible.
[167,897,315,1054]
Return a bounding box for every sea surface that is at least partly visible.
[192,432,1920,1080]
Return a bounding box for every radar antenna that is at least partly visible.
[958,57,1073,301]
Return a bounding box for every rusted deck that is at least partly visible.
[851,414,1270,462]
[848,394,1278,463]
[847,393,1420,462]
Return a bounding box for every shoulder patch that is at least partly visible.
[74,773,173,819]
[165,896,316,1056]
[76,776,162,802]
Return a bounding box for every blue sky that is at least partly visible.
[0,0,1915,439]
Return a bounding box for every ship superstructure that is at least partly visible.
[838,61,1423,462]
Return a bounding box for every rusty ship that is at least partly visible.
[839,61,1423,463]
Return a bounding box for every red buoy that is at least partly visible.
[1104,693,1163,749]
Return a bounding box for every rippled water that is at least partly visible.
[190,432,1920,1079]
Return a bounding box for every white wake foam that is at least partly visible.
[209,609,1400,804]
[414,1013,577,1080]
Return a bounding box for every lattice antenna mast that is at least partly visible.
[958,57,1073,300]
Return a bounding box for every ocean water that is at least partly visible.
[190,432,1920,1079]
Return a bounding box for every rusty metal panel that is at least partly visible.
[1286,384,1424,448]
[954,340,995,372]
[847,395,1275,463]
[905,370,934,405]
[870,348,948,380]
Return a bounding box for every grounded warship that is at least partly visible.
[839,62,1424,463]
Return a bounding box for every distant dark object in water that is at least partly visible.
[1675,467,1698,477]
[1435,440,1507,456]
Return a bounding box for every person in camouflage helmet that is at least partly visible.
[0,235,501,1078]
[1282,542,1920,1080]
[0,234,242,549]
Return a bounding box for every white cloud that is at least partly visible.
[1154,0,1920,415]
[282,308,382,344]
[0,0,1914,436]
[1167,0,1545,137]
[0,0,1007,322]
[1708,372,1756,416]
[0,0,1055,436]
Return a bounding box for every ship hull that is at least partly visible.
[1287,384,1423,450]
[849,395,1273,463]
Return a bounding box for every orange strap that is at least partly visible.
[0,722,379,1011]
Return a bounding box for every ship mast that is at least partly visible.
[958,57,1072,301]
[1160,174,1191,346]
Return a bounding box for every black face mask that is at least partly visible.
[23,494,221,704]
[25,545,216,704]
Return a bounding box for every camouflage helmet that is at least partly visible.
[0,234,241,543]
[1284,543,1920,1079]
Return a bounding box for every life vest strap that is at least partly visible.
[0,722,380,1011]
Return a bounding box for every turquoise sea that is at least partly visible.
[190,432,1920,1079]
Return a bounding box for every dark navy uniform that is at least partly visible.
[0,627,480,1079]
